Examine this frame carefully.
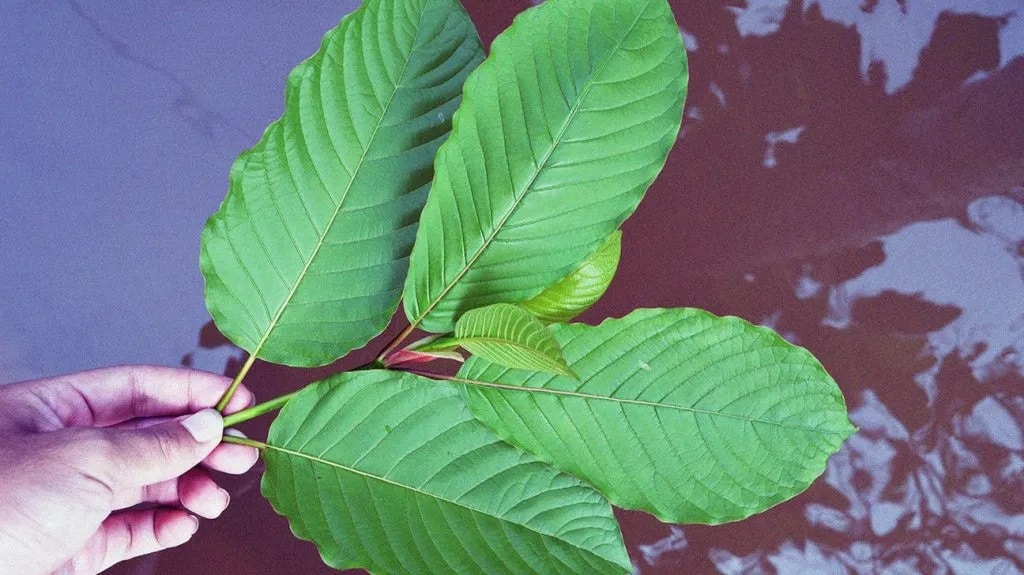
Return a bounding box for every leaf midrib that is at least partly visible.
[458,337,569,373]
[451,375,848,435]
[249,6,426,360]
[410,2,654,330]
[264,439,618,565]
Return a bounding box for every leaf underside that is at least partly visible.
[261,371,631,575]
[200,0,484,367]
[403,0,688,333]
[453,303,574,377]
[520,230,623,324]
[458,308,856,525]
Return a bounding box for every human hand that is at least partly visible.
[0,365,259,575]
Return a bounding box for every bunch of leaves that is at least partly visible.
[200,0,855,573]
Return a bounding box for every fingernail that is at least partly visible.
[188,515,200,535]
[181,409,224,443]
[219,488,231,510]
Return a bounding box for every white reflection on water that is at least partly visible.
[827,194,1024,399]
[807,0,1024,92]
[739,0,1024,92]
[706,189,1022,573]
[728,0,790,37]
[691,192,1024,574]
[706,387,1024,573]
[636,526,688,570]
[763,126,806,169]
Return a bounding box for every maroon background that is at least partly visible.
[76,0,1023,573]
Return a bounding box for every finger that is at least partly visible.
[109,387,253,432]
[113,415,175,430]
[202,431,260,475]
[72,409,224,489]
[224,385,257,414]
[14,365,255,428]
[112,467,231,517]
[178,468,231,519]
[108,386,254,424]
[59,508,198,574]
[111,417,258,475]
[111,419,258,476]
[112,475,177,511]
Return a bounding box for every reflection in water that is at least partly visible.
[158,1,1024,574]
[624,1,1024,573]
[745,195,1024,574]
[740,0,1022,91]
[827,196,1024,398]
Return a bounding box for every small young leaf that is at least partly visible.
[261,371,631,575]
[520,230,623,324]
[452,303,575,377]
[457,308,856,525]
[200,0,484,367]
[403,0,688,333]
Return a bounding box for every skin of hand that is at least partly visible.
[0,365,260,575]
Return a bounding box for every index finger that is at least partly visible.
[11,365,255,429]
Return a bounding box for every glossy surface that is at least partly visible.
[2,1,1022,573]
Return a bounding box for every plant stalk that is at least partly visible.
[216,353,257,412]
[222,435,271,450]
[223,389,302,427]
[398,367,449,381]
[376,322,417,363]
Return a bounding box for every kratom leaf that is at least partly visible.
[451,304,574,377]
[200,0,483,367]
[520,230,622,324]
[403,0,688,333]
[457,308,856,525]
[261,371,631,575]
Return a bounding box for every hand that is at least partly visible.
[0,365,259,575]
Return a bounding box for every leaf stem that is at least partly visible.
[398,367,448,381]
[445,375,840,433]
[376,322,417,363]
[223,389,302,427]
[222,434,271,450]
[353,359,386,371]
[216,353,257,412]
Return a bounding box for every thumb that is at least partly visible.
[77,409,224,489]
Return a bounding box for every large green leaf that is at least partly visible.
[200,0,484,367]
[520,230,622,324]
[451,303,574,377]
[457,308,855,525]
[403,0,688,333]
[261,371,631,575]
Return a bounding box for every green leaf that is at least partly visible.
[451,304,575,377]
[457,308,856,525]
[200,0,484,367]
[403,0,688,333]
[261,371,631,575]
[520,230,622,324]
